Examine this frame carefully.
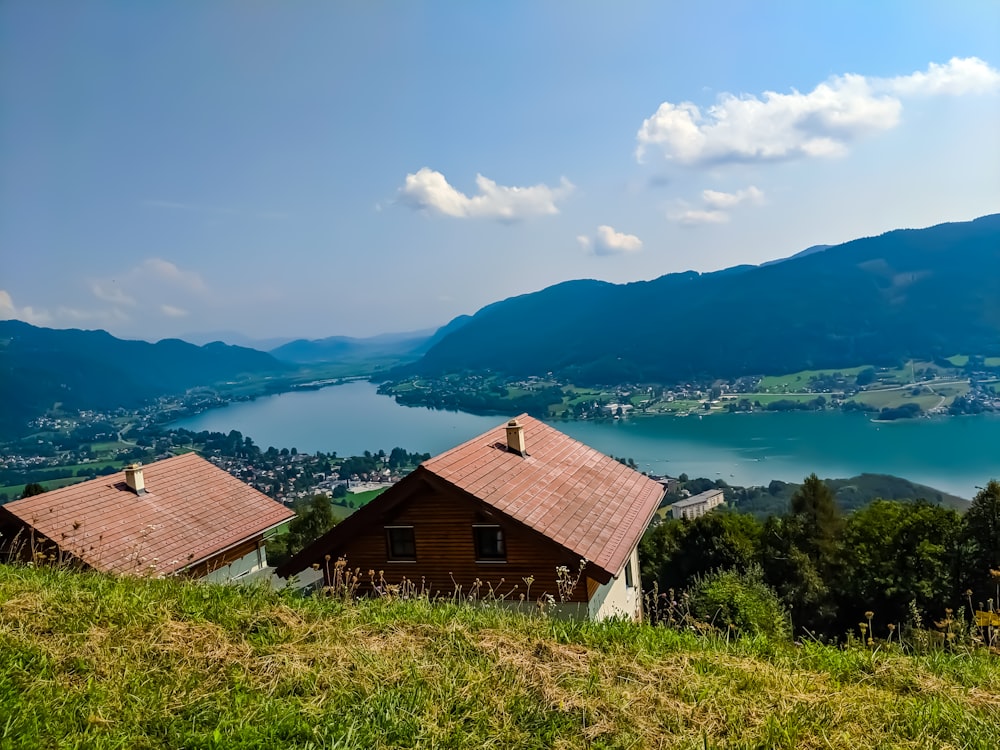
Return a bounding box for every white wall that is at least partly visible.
[588,545,641,621]
[201,545,266,584]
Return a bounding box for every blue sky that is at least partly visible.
[2,1,998,343]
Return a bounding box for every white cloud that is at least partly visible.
[636,57,1000,165]
[55,306,129,324]
[399,168,573,221]
[139,258,207,293]
[669,209,730,227]
[670,185,765,226]
[90,281,136,306]
[701,185,764,210]
[578,225,643,255]
[0,290,52,325]
[160,304,188,318]
[883,56,1000,97]
[0,290,133,328]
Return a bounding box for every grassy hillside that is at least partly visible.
[2,565,998,749]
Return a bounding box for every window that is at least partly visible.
[385,526,416,561]
[473,525,506,561]
[624,559,634,589]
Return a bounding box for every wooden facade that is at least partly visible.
[279,416,664,619]
[308,474,595,605]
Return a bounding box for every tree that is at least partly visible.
[640,511,761,593]
[21,483,46,498]
[269,494,338,568]
[837,500,962,633]
[760,475,843,635]
[758,515,833,634]
[963,480,1000,603]
[789,474,842,561]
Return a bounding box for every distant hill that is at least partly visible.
[733,473,969,518]
[0,321,288,438]
[178,330,296,350]
[404,214,1000,383]
[270,316,472,364]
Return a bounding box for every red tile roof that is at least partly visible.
[1,453,294,576]
[422,414,664,577]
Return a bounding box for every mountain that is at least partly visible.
[0,321,289,438]
[178,330,296,350]
[269,317,472,364]
[404,214,1000,383]
[759,243,831,267]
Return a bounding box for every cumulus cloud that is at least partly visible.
[702,185,764,210]
[0,290,52,325]
[91,281,136,307]
[883,56,1000,96]
[399,168,573,221]
[578,225,643,255]
[0,290,131,327]
[669,209,731,227]
[139,258,207,292]
[669,185,764,226]
[636,57,1000,165]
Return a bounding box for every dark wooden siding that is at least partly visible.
[319,485,591,604]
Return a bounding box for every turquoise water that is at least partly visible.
[172,381,1000,499]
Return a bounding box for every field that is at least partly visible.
[2,565,998,749]
[329,486,388,519]
[758,365,871,393]
[852,382,969,411]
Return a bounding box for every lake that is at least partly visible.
[172,381,1000,499]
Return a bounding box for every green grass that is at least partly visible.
[87,441,132,452]
[852,382,969,412]
[758,366,870,393]
[748,393,822,406]
[1,565,998,749]
[0,475,85,499]
[947,355,970,367]
[346,488,388,506]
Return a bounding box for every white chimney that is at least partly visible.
[124,463,146,495]
[505,419,526,456]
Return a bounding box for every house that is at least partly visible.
[0,453,295,582]
[669,488,725,520]
[277,415,664,620]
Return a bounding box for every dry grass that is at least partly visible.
[1,565,998,749]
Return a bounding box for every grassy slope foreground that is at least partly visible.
[1,567,998,749]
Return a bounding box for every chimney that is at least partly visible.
[124,463,146,495]
[505,418,526,456]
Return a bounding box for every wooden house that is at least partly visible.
[0,453,295,582]
[277,415,664,619]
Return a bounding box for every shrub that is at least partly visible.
[688,566,789,639]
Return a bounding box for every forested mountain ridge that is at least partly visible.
[406,214,1000,383]
[0,321,288,438]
